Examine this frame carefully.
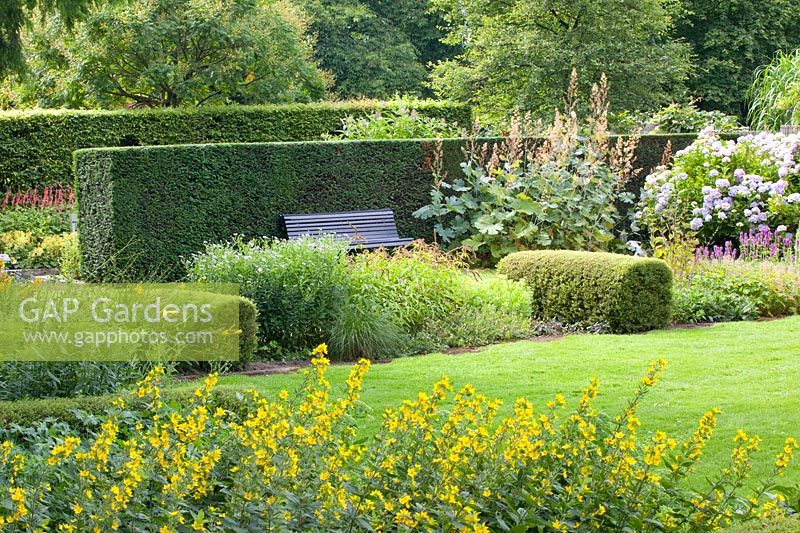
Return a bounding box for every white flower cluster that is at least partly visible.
[638,128,800,235]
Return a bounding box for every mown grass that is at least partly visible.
[173,316,800,487]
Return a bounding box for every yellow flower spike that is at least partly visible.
[47,436,81,466]
[312,343,328,357]
[775,437,799,475]
[1,440,13,463]
[194,372,218,400]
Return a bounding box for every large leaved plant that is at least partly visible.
[415,73,638,261]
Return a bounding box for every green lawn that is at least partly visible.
[176,316,800,487]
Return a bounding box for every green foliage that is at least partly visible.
[651,103,741,133]
[237,297,259,364]
[1,100,468,189]
[187,236,349,358]
[0,191,77,269]
[58,232,81,280]
[187,239,532,359]
[498,250,673,333]
[430,275,532,347]
[75,133,688,281]
[675,0,800,116]
[0,386,247,433]
[298,0,456,99]
[673,272,766,323]
[345,245,532,355]
[415,88,639,261]
[327,105,466,139]
[749,49,800,131]
[346,246,465,335]
[430,0,692,123]
[0,0,99,76]
[0,362,149,401]
[13,0,327,109]
[673,261,800,323]
[0,207,71,236]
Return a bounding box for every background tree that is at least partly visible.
[430,0,693,124]
[14,0,328,108]
[675,0,800,117]
[0,0,103,76]
[298,0,457,99]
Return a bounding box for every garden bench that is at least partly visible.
[282,209,414,249]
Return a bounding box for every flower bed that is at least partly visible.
[0,348,797,531]
[672,227,800,323]
[0,185,76,271]
[186,238,532,359]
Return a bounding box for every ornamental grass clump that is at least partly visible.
[748,49,800,131]
[1,348,798,531]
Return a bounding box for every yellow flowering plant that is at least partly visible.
[0,348,797,531]
[0,259,10,289]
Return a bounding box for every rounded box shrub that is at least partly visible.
[497,250,672,333]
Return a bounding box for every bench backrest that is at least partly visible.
[283,209,403,244]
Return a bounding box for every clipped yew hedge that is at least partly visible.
[74,139,465,280]
[74,135,693,281]
[497,250,672,333]
[0,101,471,189]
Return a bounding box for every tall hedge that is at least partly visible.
[74,135,693,281]
[0,101,471,189]
[497,250,672,333]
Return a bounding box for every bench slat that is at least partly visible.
[282,209,412,249]
[348,238,414,249]
[284,210,393,221]
[286,226,399,235]
[285,218,396,227]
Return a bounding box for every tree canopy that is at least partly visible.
[0,0,102,76]
[676,0,800,116]
[11,0,328,108]
[429,0,693,123]
[298,0,457,99]
[4,0,800,119]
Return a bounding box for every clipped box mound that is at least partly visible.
[497,250,672,333]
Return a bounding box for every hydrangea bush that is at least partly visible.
[1,351,799,531]
[637,128,800,243]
